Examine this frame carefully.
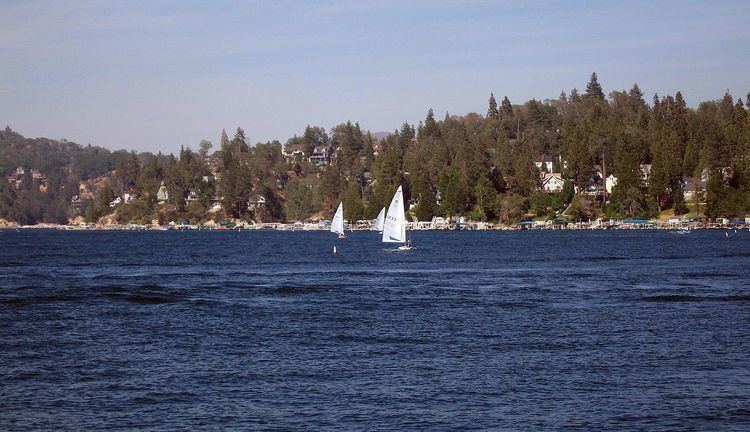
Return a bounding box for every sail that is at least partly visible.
[373,207,385,231]
[331,202,344,235]
[382,186,406,243]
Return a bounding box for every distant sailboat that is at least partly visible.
[382,186,412,250]
[373,207,386,233]
[331,202,346,239]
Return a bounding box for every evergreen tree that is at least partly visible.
[705,169,725,219]
[439,165,470,215]
[569,88,582,103]
[585,72,605,100]
[474,174,498,220]
[221,129,229,148]
[487,93,499,119]
[418,108,441,140]
[501,96,513,117]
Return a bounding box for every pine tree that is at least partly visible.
[418,108,441,140]
[474,174,498,220]
[705,169,725,219]
[569,88,582,103]
[501,96,513,117]
[488,93,499,119]
[221,129,229,147]
[233,127,248,152]
[585,72,605,100]
[629,83,643,102]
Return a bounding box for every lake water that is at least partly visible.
[1,229,749,430]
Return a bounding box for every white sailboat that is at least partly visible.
[331,202,346,239]
[382,186,412,250]
[372,207,386,233]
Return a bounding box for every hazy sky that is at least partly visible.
[2,0,749,154]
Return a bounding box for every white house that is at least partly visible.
[605,174,618,194]
[540,172,565,193]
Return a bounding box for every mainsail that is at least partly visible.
[331,202,344,235]
[373,207,385,232]
[382,186,406,243]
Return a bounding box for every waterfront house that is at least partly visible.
[540,172,565,193]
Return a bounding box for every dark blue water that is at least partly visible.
[1,230,750,431]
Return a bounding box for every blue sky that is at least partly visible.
[1,0,749,154]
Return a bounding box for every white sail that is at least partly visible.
[373,207,385,232]
[382,186,406,243]
[331,202,344,235]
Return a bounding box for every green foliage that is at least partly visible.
[439,165,470,216]
[285,179,313,221]
[585,72,605,101]
[3,72,750,225]
[497,193,528,223]
[473,175,498,220]
[487,93,499,119]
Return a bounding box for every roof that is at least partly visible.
[541,172,564,186]
[283,142,306,152]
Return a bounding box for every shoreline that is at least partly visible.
[0,222,744,232]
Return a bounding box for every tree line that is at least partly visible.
[1,73,749,225]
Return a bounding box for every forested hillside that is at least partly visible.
[2,73,749,225]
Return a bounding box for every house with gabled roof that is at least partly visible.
[540,172,565,193]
